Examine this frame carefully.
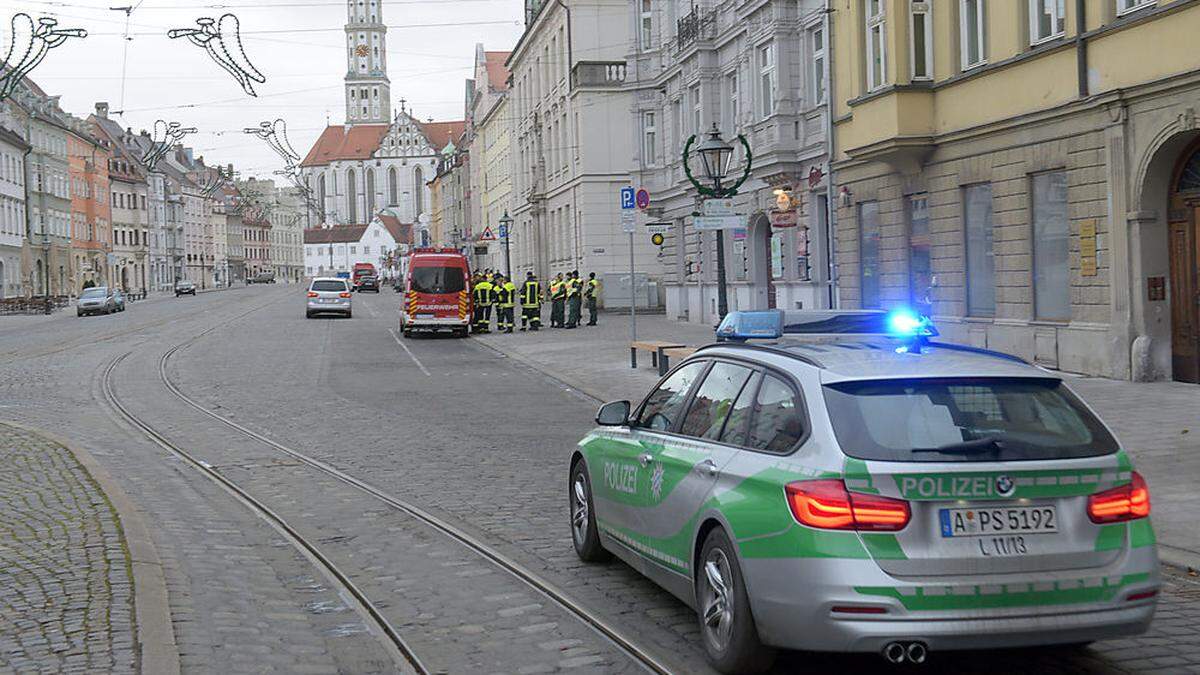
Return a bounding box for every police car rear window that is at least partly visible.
[822,378,1118,463]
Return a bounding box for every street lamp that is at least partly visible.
[684,123,750,319]
[499,210,513,279]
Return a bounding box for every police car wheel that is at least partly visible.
[697,529,775,674]
[569,460,610,563]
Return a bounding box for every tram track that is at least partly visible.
[158,325,675,673]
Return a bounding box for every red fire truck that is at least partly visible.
[352,262,376,291]
[398,248,472,338]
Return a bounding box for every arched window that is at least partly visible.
[1177,147,1200,192]
[347,169,358,223]
[414,166,424,218]
[318,175,326,218]
[366,168,376,217]
[388,167,398,205]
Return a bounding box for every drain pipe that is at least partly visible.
[1075,0,1088,97]
[823,0,839,309]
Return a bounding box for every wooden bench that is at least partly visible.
[658,346,699,376]
[630,340,685,371]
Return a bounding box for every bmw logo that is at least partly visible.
[995,475,1016,497]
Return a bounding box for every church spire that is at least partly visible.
[345,0,390,125]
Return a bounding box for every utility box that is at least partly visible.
[601,272,660,309]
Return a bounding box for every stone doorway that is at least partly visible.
[1168,141,1200,383]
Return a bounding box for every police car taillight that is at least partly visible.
[1087,472,1151,524]
[785,480,910,532]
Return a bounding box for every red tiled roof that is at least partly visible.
[304,224,368,244]
[485,51,512,91]
[417,120,466,151]
[377,214,413,245]
[299,125,389,167]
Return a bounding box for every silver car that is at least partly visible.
[306,277,352,319]
[77,287,116,316]
[570,310,1158,672]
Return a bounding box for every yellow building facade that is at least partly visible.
[831,0,1200,382]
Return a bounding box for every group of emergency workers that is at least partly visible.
[470,270,599,334]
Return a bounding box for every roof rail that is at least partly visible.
[926,341,1029,364]
[694,342,825,369]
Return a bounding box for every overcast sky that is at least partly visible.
[1,0,524,178]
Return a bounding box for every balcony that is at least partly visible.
[571,61,626,89]
[676,7,717,51]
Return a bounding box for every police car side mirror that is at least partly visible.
[596,401,631,427]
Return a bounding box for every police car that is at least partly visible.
[568,309,1158,673]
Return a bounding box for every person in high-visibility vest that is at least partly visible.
[549,273,566,328]
[472,274,493,333]
[565,270,583,329]
[585,272,600,326]
[520,272,542,331]
[494,274,516,333]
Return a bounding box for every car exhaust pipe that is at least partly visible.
[882,642,906,664]
[906,641,927,664]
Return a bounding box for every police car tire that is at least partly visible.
[697,529,775,675]
[569,460,610,563]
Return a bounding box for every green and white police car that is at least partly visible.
[568,310,1158,673]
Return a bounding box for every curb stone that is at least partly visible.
[0,421,181,675]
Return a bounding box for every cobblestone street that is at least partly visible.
[3,288,1200,673]
[0,423,135,673]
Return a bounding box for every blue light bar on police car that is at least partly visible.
[886,308,938,338]
[715,310,784,341]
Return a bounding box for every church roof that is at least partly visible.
[300,118,466,168]
[484,51,512,91]
[377,214,413,244]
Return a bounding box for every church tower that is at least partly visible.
[345,0,390,125]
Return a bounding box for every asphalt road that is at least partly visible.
[2,286,1198,674]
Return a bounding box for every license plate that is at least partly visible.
[939,505,1057,537]
[415,313,434,320]
[320,298,336,303]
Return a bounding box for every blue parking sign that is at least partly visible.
[620,186,635,210]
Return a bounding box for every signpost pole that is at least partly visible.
[629,230,637,342]
[713,177,728,318]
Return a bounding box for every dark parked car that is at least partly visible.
[175,280,197,296]
[356,275,380,293]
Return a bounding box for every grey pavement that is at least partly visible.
[475,308,1200,571]
[0,422,136,674]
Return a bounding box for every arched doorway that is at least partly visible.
[35,260,44,296]
[747,213,780,310]
[1168,139,1200,382]
[121,266,129,292]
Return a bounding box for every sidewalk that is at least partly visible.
[0,422,178,674]
[476,311,1200,571]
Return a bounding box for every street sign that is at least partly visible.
[635,188,650,210]
[479,226,496,241]
[621,210,636,233]
[702,199,736,216]
[769,210,799,228]
[620,186,635,210]
[106,253,116,266]
[651,233,665,246]
[694,215,748,231]
[498,224,508,239]
[645,222,671,234]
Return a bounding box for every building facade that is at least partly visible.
[67,123,113,290]
[303,215,409,277]
[0,127,29,299]
[625,0,832,322]
[470,46,514,272]
[92,105,150,296]
[507,0,659,291]
[831,0,1200,383]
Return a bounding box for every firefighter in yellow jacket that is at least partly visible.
[520,272,541,331]
[549,273,566,328]
[472,274,493,333]
[495,274,517,333]
[565,270,583,329]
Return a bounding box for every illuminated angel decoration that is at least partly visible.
[200,165,234,199]
[142,120,197,171]
[0,14,87,102]
[244,119,300,168]
[168,14,264,97]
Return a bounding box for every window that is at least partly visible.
[747,375,804,453]
[410,265,465,294]
[1030,0,1066,43]
[964,184,995,316]
[673,99,684,148]
[679,362,755,440]
[865,0,887,91]
[907,195,932,312]
[691,85,702,134]
[859,201,881,309]
[388,167,398,205]
[910,1,932,80]
[366,169,376,216]
[725,72,739,134]
[642,111,657,165]
[347,169,358,223]
[960,0,986,69]
[640,0,653,49]
[823,378,1118,463]
[758,42,776,117]
[637,362,706,431]
[414,167,424,217]
[350,246,357,254]
[1117,0,1155,15]
[810,27,826,103]
[1032,171,1069,320]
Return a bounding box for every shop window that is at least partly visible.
[1032,172,1069,320]
[859,201,881,309]
[908,195,931,311]
[964,184,995,316]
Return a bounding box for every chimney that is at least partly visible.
[95,102,109,119]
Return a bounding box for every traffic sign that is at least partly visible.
[651,233,665,246]
[498,224,508,239]
[702,199,736,216]
[635,188,650,210]
[479,226,496,241]
[694,215,747,231]
[621,211,637,233]
[620,186,635,210]
[645,222,671,234]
